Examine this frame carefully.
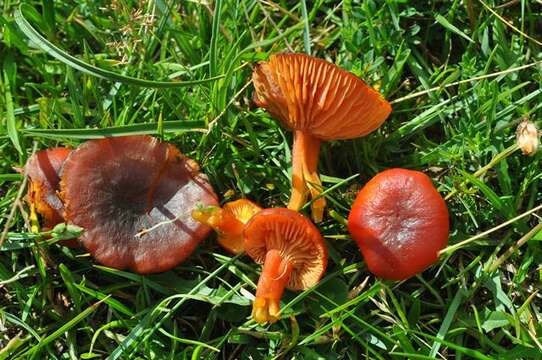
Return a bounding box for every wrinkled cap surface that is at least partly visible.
[244,208,327,290]
[61,135,218,274]
[252,53,392,141]
[25,147,72,228]
[348,168,449,280]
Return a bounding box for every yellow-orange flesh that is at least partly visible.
[23,147,75,245]
[253,54,392,222]
[192,199,261,254]
[252,249,293,324]
[289,130,325,222]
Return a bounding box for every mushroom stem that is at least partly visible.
[288,131,325,222]
[192,207,245,251]
[252,249,293,324]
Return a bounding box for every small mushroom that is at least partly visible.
[347,168,449,280]
[253,53,391,222]
[244,208,327,323]
[23,147,77,246]
[191,199,261,254]
[60,135,218,274]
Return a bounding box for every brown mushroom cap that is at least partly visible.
[24,147,72,229]
[244,208,327,290]
[60,135,218,274]
[253,53,392,141]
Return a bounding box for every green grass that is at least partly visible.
[1,0,541,358]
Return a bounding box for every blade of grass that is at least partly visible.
[15,4,223,88]
[106,255,240,360]
[73,284,134,316]
[435,14,474,43]
[440,203,542,255]
[429,288,465,357]
[23,120,206,139]
[300,0,311,54]
[3,53,23,154]
[23,298,106,357]
[158,328,220,352]
[209,0,222,77]
[0,174,22,182]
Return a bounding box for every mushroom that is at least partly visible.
[244,208,327,323]
[23,147,77,246]
[60,135,218,274]
[252,53,392,222]
[191,199,261,255]
[347,168,449,280]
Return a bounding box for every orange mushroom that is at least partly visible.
[60,135,218,274]
[24,147,72,231]
[253,53,392,222]
[244,208,327,323]
[23,147,79,247]
[192,199,261,255]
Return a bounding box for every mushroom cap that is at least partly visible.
[218,199,262,254]
[347,168,449,280]
[223,199,261,224]
[25,147,72,229]
[244,208,327,291]
[252,53,392,141]
[192,199,262,255]
[60,135,218,274]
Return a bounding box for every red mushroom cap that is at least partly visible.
[60,135,218,273]
[347,168,449,280]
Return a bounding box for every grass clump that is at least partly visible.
[1,0,541,358]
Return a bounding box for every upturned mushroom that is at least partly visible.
[253,53,392,222]
[60,135,218,274]
[24,147,72,230]
[244,208,327,323]
[347,168,449,280]
[191,198,262,254]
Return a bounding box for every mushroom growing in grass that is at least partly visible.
[191,198,262,254]
[60,135,218,274]
[23,147,77,246]
[348,168,449,280]
[253,53,392,222]
[244,208,327,324]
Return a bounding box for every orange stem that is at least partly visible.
[252,249,293,324]
[287,131,325,222]
[288,130,308,212]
